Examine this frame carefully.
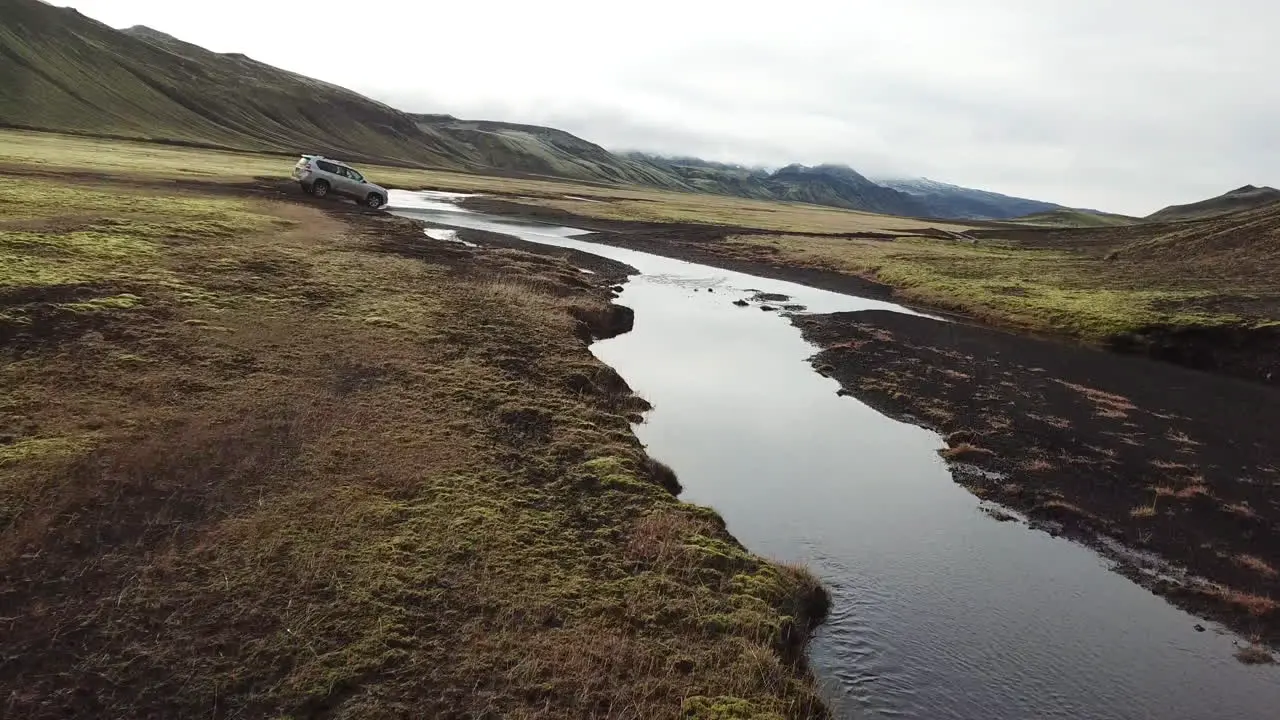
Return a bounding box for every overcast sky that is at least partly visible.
[55,0,1280,215]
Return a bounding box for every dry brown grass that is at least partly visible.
[1201,585,1279,616]
[1234,554,1280,578]
[1053,380,1138,419]
[1028,413,1073,429]
[922,406,956,423]
[0,173,827,718]
[1235,640,1277,665]
[939,443,996,461]
[1036,499,1093,519]
[985,415,1013,431]
[1174,484,1212,500]
[1021,458,1055,472]
[1223,501,1260,519]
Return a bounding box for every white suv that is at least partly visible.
[293,155,388,208]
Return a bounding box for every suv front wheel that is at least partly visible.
[310,180,330,198]
[365,192,384,209]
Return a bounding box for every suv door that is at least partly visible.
[341,166,367,197]
[315,160,346,194]
[331,164,357,197]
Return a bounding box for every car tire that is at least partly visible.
[365,193,384,209]
[311,180,330,198]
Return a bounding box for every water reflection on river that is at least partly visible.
[391,190,1280,720]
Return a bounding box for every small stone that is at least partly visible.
[732,299,749,307]
[1194,624,1206,632]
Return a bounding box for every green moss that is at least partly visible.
[685,534,752,569]
[0,436,93,466]
[683,696,784,720]
[731,566,793,604]
[0,180,284,298]
[734,234,1252,340]
[58,293,143,311]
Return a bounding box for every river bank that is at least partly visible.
[459,195,1280,386]
[796,309,1280,656]
[400,188,1280,719]
[458,194,1280,659]
[1,172,829,718]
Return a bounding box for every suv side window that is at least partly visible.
[344,167,364,183]
[316,160,339,173]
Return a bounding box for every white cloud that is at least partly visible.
[53,0,1280,214]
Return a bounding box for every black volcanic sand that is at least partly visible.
[798,309,1280,648]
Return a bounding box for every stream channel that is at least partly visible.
[389,190,1279,719]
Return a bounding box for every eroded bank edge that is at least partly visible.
[791,309,1278,663]
[397,210,838,710]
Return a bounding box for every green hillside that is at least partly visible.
[1007,208,1140,228]
[413,116,692,189]
[1111,199,1280,264]
[0,0,696,187]
[0,0,466,166]
[1146,185,1280,222]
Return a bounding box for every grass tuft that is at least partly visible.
[940,443,995,461]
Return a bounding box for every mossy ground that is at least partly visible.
[722,233,1261,341]
[5,128,1277,345]
[1,162,827,718]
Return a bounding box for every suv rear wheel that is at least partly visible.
[310,180,330,198]
[365,192,384,209]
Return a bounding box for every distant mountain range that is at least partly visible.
[873,177,1062,220]
[2,0,1275,225]
[627,156,1068,220]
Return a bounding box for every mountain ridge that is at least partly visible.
[0,0,1181,220]
[1146,185,1280,222]
[873,176,1064,220]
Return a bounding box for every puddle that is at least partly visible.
[387,190,1280,720]
[423,228,478,247]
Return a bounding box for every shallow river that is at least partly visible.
[389,191,1280,719]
